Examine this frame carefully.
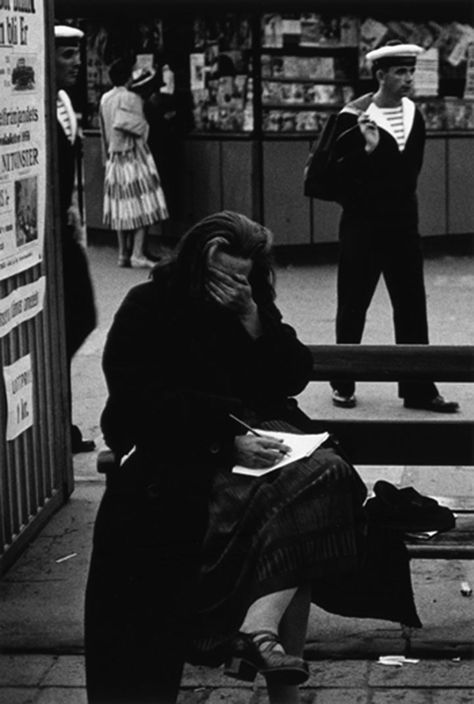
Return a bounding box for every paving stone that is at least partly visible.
[181,661,370,693]
[372,689,474,703]
[178,685,263,703]
[206,689,262,703]
[181,664,246,688]
[430,692,474,704]
[372,691,433,703]
[36,687,87,704]
[368,660,474,688]
[0,655,55,686]
[180,685,369,704]
[176,689,211,704]
[305,660,369,687]
[41,656,86,687]
[0,689,35,704]
[301,689,368,703]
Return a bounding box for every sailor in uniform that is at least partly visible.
[329,40,459,414]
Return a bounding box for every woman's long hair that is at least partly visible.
[154,211,276,306]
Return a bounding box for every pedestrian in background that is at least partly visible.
[328,40,459,414]
[54,24,97,453]
[99,58,168,268]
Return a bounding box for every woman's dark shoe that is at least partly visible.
[71,425,95,454]
[143,252,162,263]
[224,630,309,684]
[117,256,131,268]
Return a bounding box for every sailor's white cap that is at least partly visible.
[54,25,84,43]
[366,42,423,65]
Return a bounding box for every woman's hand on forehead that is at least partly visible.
[209,250,253,278]
[208,264,248,285]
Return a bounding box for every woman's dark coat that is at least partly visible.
[85,267,420,703]
[100,267,313,474]
[85,267,314,702]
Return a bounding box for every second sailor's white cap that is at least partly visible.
[366,40,423,67]
[54,25,84,45]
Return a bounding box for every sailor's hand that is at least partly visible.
[67,206,86,245]
[358,113,379,153]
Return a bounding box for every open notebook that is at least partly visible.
[233,430,329,477]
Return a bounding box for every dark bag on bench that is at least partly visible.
[365,480,455,533]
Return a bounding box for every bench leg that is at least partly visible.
[400,624,413,654]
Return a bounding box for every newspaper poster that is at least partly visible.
[3,352,34,440]
[190,53,205,89]
[0,0,46,280]
[464,43,474,100]
[414,48,439,97]
[0,275,45,338]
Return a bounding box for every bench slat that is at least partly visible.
[96,451,474,559]
[312,420,474,466]
[406,515,474,559]
[308,345,474,382]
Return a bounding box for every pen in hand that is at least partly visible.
[229,414,291,466]
[229,413,263,437]
[229,414,290,455]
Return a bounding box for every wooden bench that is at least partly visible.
[97,344,474,559]
[96,343,473,654]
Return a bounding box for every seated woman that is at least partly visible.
[85,211,420,704]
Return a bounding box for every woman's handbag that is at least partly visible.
[365,480,455,533]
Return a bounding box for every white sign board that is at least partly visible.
[0,0,46,280]
[3,352,34,440]
[0,275,45,338]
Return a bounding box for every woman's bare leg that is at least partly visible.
[265,585,311,704]
[239,586,311,704]
[117,230,130,263]
[130,228,155,267]
[131,227,146,259]
[279,583,311,656]
[240,588,297,643]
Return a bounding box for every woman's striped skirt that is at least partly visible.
[103,140,168,231]
[188,420,420,665]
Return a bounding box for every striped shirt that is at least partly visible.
[379,105,405,150]
[56,90,77,144]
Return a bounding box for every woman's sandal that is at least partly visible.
[224,629,309,684]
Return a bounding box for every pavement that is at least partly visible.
[0,238,473,702]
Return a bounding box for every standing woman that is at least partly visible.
[99,58,168,268]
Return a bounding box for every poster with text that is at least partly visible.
[0,275,45,338]
[3,352,34,440]
[0,0,46,280]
